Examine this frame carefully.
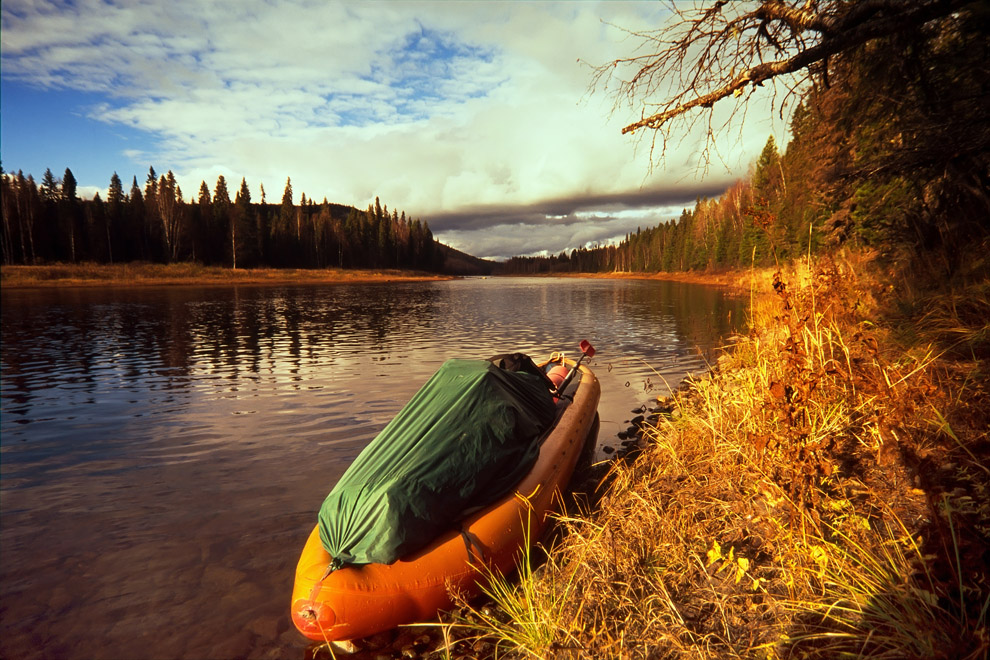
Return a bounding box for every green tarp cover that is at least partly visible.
[318,359,558,566]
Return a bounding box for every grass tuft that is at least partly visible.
[455,253,990,659]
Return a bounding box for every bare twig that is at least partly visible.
[594,0,975,165]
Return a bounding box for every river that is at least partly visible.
[0,277,744,659]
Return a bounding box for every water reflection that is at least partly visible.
[0,278,744,659]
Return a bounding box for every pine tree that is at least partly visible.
[257,182,269,264]
[213,175,232,266]
[40,168,60,203]
[752,135,781,198]
[87,191,110,262]
[35,169,59,260]
[750,135,786,260]
[232,177,256,268]
[0,167,12,264]
[192,181,211,263]
[279,177,294,229]
[377,206,393,267]
[106,173,124,263]
[276,177,295,263]
[141,166,159,260]
[60,168,81,261]
[197,181,211,206]
[107,172,124,258]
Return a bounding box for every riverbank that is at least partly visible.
[0,263,453,289]
[1,262,749,292]
[432,253,988,659]
[496,269,754,296]
[528,268,751,291]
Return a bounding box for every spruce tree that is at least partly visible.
[40,168,60,203]
[61,168,77,202]
[275,177,300,261]
[106,173,125,263]
[0,167,12,264]
[60,168,80,261]
[213,176,232,266]
[257,183,269,265]
[87,191,110,262]
[108,173,124,207]
[125,176,143,261]
[232,178,256,268]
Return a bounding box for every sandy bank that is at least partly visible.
[1,263,453,289]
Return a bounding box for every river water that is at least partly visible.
[0,277,744,659]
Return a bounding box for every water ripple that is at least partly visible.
[0,278,744,660]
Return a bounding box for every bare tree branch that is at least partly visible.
[599,0,976,149]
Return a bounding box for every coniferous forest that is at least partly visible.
[0,169,443,272]
[3,3,987,281]
[504,3,989,278]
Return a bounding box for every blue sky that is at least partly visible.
[0,0,783,260]
[1,83,155,186]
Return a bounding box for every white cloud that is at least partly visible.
[1,0,789,258]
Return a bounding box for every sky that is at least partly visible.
[1,0,785,260]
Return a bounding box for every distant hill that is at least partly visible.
[437,243,498,276]
[1,166,509,276]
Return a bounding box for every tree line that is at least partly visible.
[503,133,814,275]
[0,167,443,272]
[505,2,988,277]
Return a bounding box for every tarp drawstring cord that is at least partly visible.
[304,557,344,614]
[319,556,344,582]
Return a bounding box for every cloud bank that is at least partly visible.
[1,0,784,258]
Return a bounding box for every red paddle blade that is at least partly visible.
[579,339,595,358]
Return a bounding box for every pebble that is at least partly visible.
[331,639,360,654]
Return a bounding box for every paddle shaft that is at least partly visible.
[554,343,594,398]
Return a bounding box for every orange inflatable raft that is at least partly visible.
[290,356,600,642]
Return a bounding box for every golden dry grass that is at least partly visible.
[0,262,451,288]
[453,253,989,659]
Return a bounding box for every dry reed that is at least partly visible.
[456,253,989,659]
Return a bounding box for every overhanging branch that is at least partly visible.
[620,0,975,136]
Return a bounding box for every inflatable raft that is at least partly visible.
[291,350,600,642]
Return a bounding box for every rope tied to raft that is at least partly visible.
[303,557,345,621]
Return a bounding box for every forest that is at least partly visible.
[505,1,988,279]
[2,2,987,284]
[0,169,444,272]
